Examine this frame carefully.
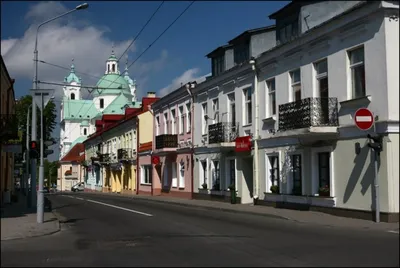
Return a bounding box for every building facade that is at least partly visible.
[191,26,277,204]
[152,83,196,199]
[0,56,17,204]
[250,0,399,222]
[57,143,85,191]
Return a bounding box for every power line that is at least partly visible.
[117,1,165,62]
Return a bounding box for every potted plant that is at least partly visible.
[319,185,330,197]
[228,183,237,204]
[270,185,279,194]
[201,183,207,189]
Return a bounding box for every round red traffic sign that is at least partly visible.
[354,108,374,130]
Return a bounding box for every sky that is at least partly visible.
[1,0,289,160]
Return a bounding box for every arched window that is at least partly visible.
[71,93,75,100]
[84,128,87,135]
[100,98,104,109]
[107,64,110,73]
[112,64,115,72]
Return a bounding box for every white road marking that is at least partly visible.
[86,199,153,217]
[387,230,399,234]
[356,116,372,122]
[61,195,75,198]
[75,197,84,200]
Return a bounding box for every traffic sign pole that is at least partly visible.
[354,108,380,223]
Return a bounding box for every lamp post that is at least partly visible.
[32,3,89,224]
[25,104,32,205]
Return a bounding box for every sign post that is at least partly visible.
[354,108,380,223]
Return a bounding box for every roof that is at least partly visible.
[101,93,132,115]
[228,25,276,44]
[63,99,99,120]
[93,73,131,97]
[60,143,85,163]
[206,44,233,58]
[69,136,87,149]
[268,1,320,19]
[64,63,81,84]
[80,120,89,126]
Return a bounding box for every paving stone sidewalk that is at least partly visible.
[80,191,399,232]
[1,193,60,241]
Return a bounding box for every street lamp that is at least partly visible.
[32,3,89,224]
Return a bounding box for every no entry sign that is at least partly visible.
[354,108,374,130]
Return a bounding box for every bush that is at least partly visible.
[270,185,279,194]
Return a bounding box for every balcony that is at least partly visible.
[0,114,18,141]
[117,148,137,161]
[208,122,239,144]
[278,97,339,132]
[99,153,111,164]
[155,134,178,150]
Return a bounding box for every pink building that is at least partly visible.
[152,82,197,199]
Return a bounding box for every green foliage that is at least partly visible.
[44,160,59,187]
[16,95,57,145]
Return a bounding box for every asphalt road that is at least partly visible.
[1,193,399,267]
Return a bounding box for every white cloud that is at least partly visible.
[159,68,210,97]
[1,1,168,100]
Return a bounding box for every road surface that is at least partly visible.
[1,193,398,267]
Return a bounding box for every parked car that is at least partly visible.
[71,182,85,192]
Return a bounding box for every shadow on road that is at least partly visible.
[1,195,52,219]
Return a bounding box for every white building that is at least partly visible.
[192,26,276,204]
[59,50,138,159]
[193,0,399,222]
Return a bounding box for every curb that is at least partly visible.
[75,192,292,221]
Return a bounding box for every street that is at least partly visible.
[1,193,399,267]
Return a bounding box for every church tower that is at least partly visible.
[63,59,82,100]
[105,46,120,75]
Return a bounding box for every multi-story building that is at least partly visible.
[57,143,85,191]
[191,26,277,204]
[250,1,398,222]
[151,82,197,199]
[0,56,17,204]
[137,93,160,195]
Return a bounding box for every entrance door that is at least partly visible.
[163,163,169,187]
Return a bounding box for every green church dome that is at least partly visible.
[93,73,131,96]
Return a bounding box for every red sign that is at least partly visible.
[152,155,160,165]
[235,136,252,152]
[354,108,374,131]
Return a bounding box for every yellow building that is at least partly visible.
[0,56,17,205]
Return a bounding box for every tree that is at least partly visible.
[16,95,57,147]
[44,159,58,187]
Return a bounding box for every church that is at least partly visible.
[59,50,140,159]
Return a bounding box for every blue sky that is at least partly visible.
[1,1,288,160]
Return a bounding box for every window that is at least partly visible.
[318,152,331,196]
[163,163,169,187]
[315,59,330,123]
[227,159,236,188]
[212,160,220,190]
[278,20,299,44]
[171,109,176,135]
[178,106,184,134]
[141,165,152,184]
[201,103,208,135]
[100,98,104,109]
[172,163,177,188]
[290,69,301,101]
[156,116,160,136]
[71,93,75,100]
[212,55,225,76]
[212,98,219,123]
[234,43,250,65]
[243,88,252,125]
[267,155,280,193]
[291,154,302,195]
[200,160,207,187]
[107,64,110,73]
[348,47,365,98]
[179,161,185,188]
[186,102,191,133]
[266,79,276,116]
[112,64,115,72]
[228,93,236,132]
[83,128,87,136]
[163,112,168,134]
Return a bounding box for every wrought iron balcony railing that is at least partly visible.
[117,148,137,160]
[155,134,178,149]
[99,153,111,163]
[208,122,239,144]
[278,97,339,132]
[0,114,19,141]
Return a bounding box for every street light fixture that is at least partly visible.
[31,3,89,224]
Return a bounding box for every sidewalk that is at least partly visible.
[1,193,61,241]
[81,191,399,232]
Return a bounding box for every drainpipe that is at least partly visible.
[136,116,140,195]
[249,57,259,204]
[186,82,196,199]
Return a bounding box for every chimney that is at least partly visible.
[147,92,156,98]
